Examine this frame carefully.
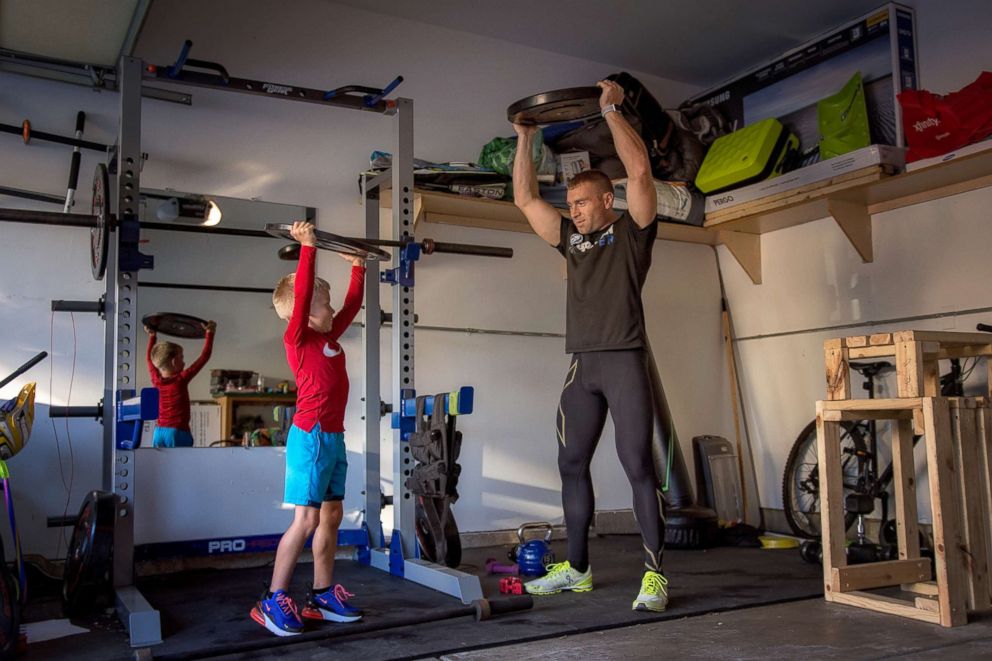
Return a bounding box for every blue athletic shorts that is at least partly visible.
[152,427,194,448]
[284,423,347,508]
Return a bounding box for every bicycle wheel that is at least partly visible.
[0,536,20,657]
[782,419,867,538]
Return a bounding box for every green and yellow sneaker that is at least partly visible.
[524,561,593,595]
[632,570,668,612]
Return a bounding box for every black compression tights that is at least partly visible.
[556,350,665,574]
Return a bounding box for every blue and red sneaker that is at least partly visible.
[250,589,304,636]
[302,583,363,623]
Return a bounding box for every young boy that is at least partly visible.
[251,220,365,636]
[144,321,216,447]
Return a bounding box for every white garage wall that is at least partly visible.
[720,0,992,522]
[0,0,736,557]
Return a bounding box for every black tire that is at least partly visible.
[0,537,20,658]
[782,420,867,539]
[799,539,822,565]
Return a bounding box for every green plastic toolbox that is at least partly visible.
[694,117,799,194]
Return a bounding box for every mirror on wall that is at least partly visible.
[135,190,315,448]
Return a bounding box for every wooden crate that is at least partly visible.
[815,396,992,626]
[824,330,992,401]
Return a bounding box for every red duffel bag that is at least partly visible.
[898,71,992,162]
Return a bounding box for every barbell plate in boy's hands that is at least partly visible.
[142,312,209,338]
[507,86,602,125]
[264,223,390,261]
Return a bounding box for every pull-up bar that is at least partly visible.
[146,40,404,114]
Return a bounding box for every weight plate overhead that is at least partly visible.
[90,163,110,280]
[264,223,390,261]
[507,86,602,125]
[143,312,209,338]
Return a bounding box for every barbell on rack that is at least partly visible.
[0,167,514,280]
[0,119,109,152]
[0,164,113,279]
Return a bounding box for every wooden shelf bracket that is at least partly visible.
[718,230,762,284]
[827,196,873,263]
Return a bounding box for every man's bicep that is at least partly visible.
[625,176,658,228]
[519,199,562,245]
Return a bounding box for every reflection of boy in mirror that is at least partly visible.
[252,221,365,637]
[144,321,216,448]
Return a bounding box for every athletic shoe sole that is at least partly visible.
[302,604,363,623]
[250,605,304,636]
[525,585,593,595]
[632,601,667,612]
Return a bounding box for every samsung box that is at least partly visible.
[688,3,918,165]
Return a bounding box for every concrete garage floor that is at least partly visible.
[209,591,992,661]
[440,600,992,661]
[24,534,992,660]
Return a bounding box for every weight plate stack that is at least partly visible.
[62,491,115,616]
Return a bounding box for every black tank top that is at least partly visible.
[556,212,657,353]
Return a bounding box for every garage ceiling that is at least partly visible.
[0,0,147,67]
[331,0,892,87]
[2,0,894,88]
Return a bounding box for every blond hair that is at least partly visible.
[272,272,330,320]
[150,341,182,371]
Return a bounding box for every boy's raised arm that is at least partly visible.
[329,262,366,341]
[182,322,216,380]
[287,222,318,344]
[145,326,161,383]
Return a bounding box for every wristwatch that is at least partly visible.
[601,103,621,118]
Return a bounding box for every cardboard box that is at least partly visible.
[559,151,591,184]
[190,401,221,447]
[904,138,992,172]
[704,144,905,213]
[139,401,221,448]
[140,420,155,447]
[689,4,917,161]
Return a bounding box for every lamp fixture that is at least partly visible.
[154,196,223,226]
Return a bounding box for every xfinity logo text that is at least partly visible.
[208,539,247,553]
[913,117,940,132]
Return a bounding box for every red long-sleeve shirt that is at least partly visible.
[285,245,365,433]
[146,331,214,431]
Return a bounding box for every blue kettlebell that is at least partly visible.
[515,522,555,576]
